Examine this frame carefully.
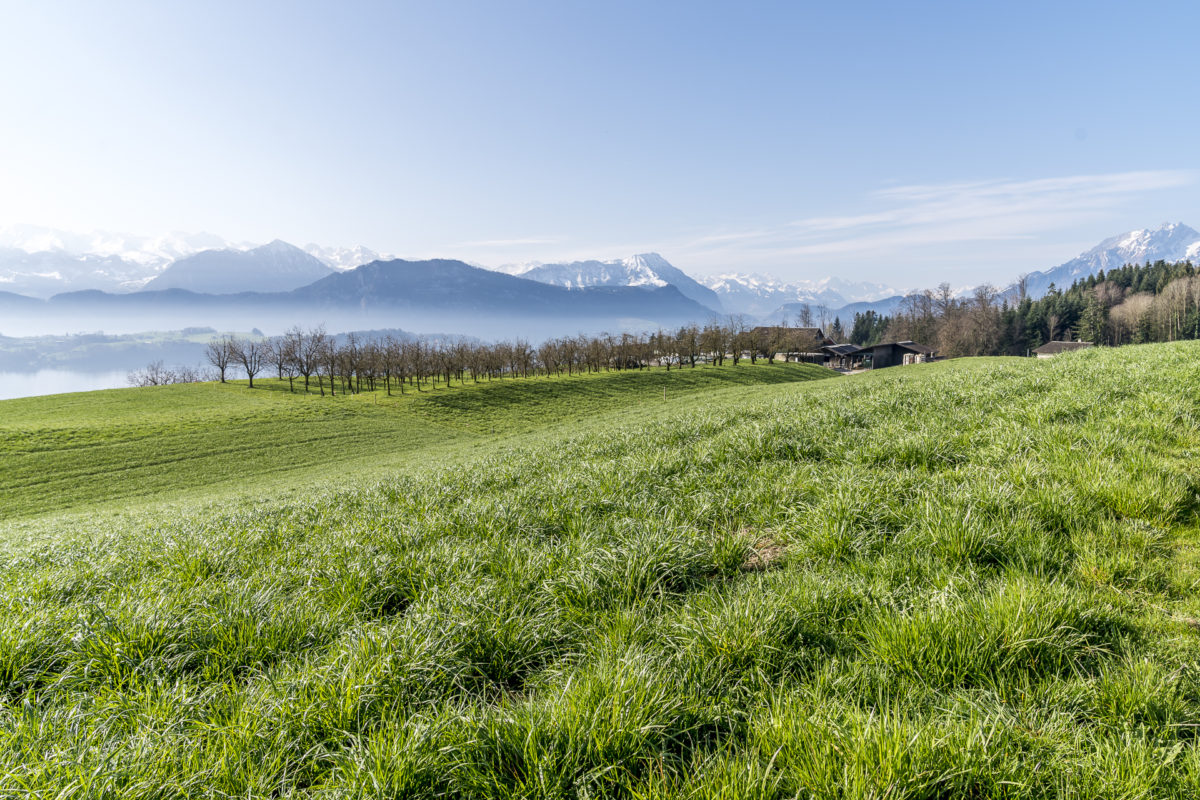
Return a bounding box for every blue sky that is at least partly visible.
[1,0,1197,286]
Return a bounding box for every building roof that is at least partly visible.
[821,343,861,356]
[1033,341,1093,355]
[859,340,936,355]
[896,340,936,355]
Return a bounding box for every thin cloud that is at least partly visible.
[440,170,1194,279]
[455,236,564,248]
[679,169,1196,264]
[787,211,900,233]
[690,229,774,245]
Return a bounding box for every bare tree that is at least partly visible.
[127,362,209,386]
[1108,293,1153,345]
[726,314,748,365]
[814,304,832,332]
[1015,273,1029,304]
[382,335,403,394]
[1046,312,1061,344]
[205,337,234,383]
[128,361,176,386]
[268,336,294,386]
[295,326,327,393]
[701,320,726,365]
[965,284,1001,356]
[230,336,267,388]
[796,303,813,327]
[321,335,339,396]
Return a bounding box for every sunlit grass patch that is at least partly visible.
[0,343,1197,795]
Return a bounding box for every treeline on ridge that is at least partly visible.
[181,319,794,394]
[846,258,1200,355]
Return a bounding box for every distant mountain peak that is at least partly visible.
[1011,222,1200,299]
[701,272,902,316]
[250,240,318,260]
[497,253,722,311]
[303,242,392,271]
[144,239,333,294]
[0,227,394,297]
[288,256,715,323]
[625,252,671,267]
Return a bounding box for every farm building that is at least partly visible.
[749,326,833,363]
[820,343,863,370]
[855,340,935,369]
[1032,341,1093,358]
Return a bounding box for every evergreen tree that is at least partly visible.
[1077,293,1104,343]
[830,317,846,342]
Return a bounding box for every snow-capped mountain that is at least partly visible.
[0,225,251,268]
[7,221,1199,309]
[303,243,391,271]
[493,251,902,319]
[701,273,902,316]
[1014,222,1200,299]
[144,240,334,294]
[0,248,159,298]
[0,226,380,297]
[497,253,722,311]
[0,226,256,296]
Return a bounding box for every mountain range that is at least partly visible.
[700,273,902,316]
[0,258,713,340]
[287,259,709,319]
[2,222,1199,336]
[0,226,393,298]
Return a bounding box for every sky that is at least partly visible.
[1,0,1198,287]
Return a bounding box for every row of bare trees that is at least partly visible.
[127,361,215,387]
[202,318,798,393]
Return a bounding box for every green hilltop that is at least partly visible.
[1,346,1200,797]
[0,362,831,521]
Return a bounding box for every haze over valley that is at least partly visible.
[3,219,1198,334]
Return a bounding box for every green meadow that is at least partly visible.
[0,362,827,521]
[1,346,1200,797]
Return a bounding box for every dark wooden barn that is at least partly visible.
[820,343,863,370]
[856,340,935,369]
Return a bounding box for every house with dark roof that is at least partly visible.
[856,340,936,369]
[1032,341,1093,358]
[820,343,863,370]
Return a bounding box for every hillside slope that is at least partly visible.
[0,362,831,520]
[1,345,1200,796]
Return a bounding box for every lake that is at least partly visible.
[0,369,133,401]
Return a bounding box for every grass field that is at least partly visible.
[1,345,1200,797]
[0,361,831,520]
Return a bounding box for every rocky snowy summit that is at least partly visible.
[1012,222,1200,298]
